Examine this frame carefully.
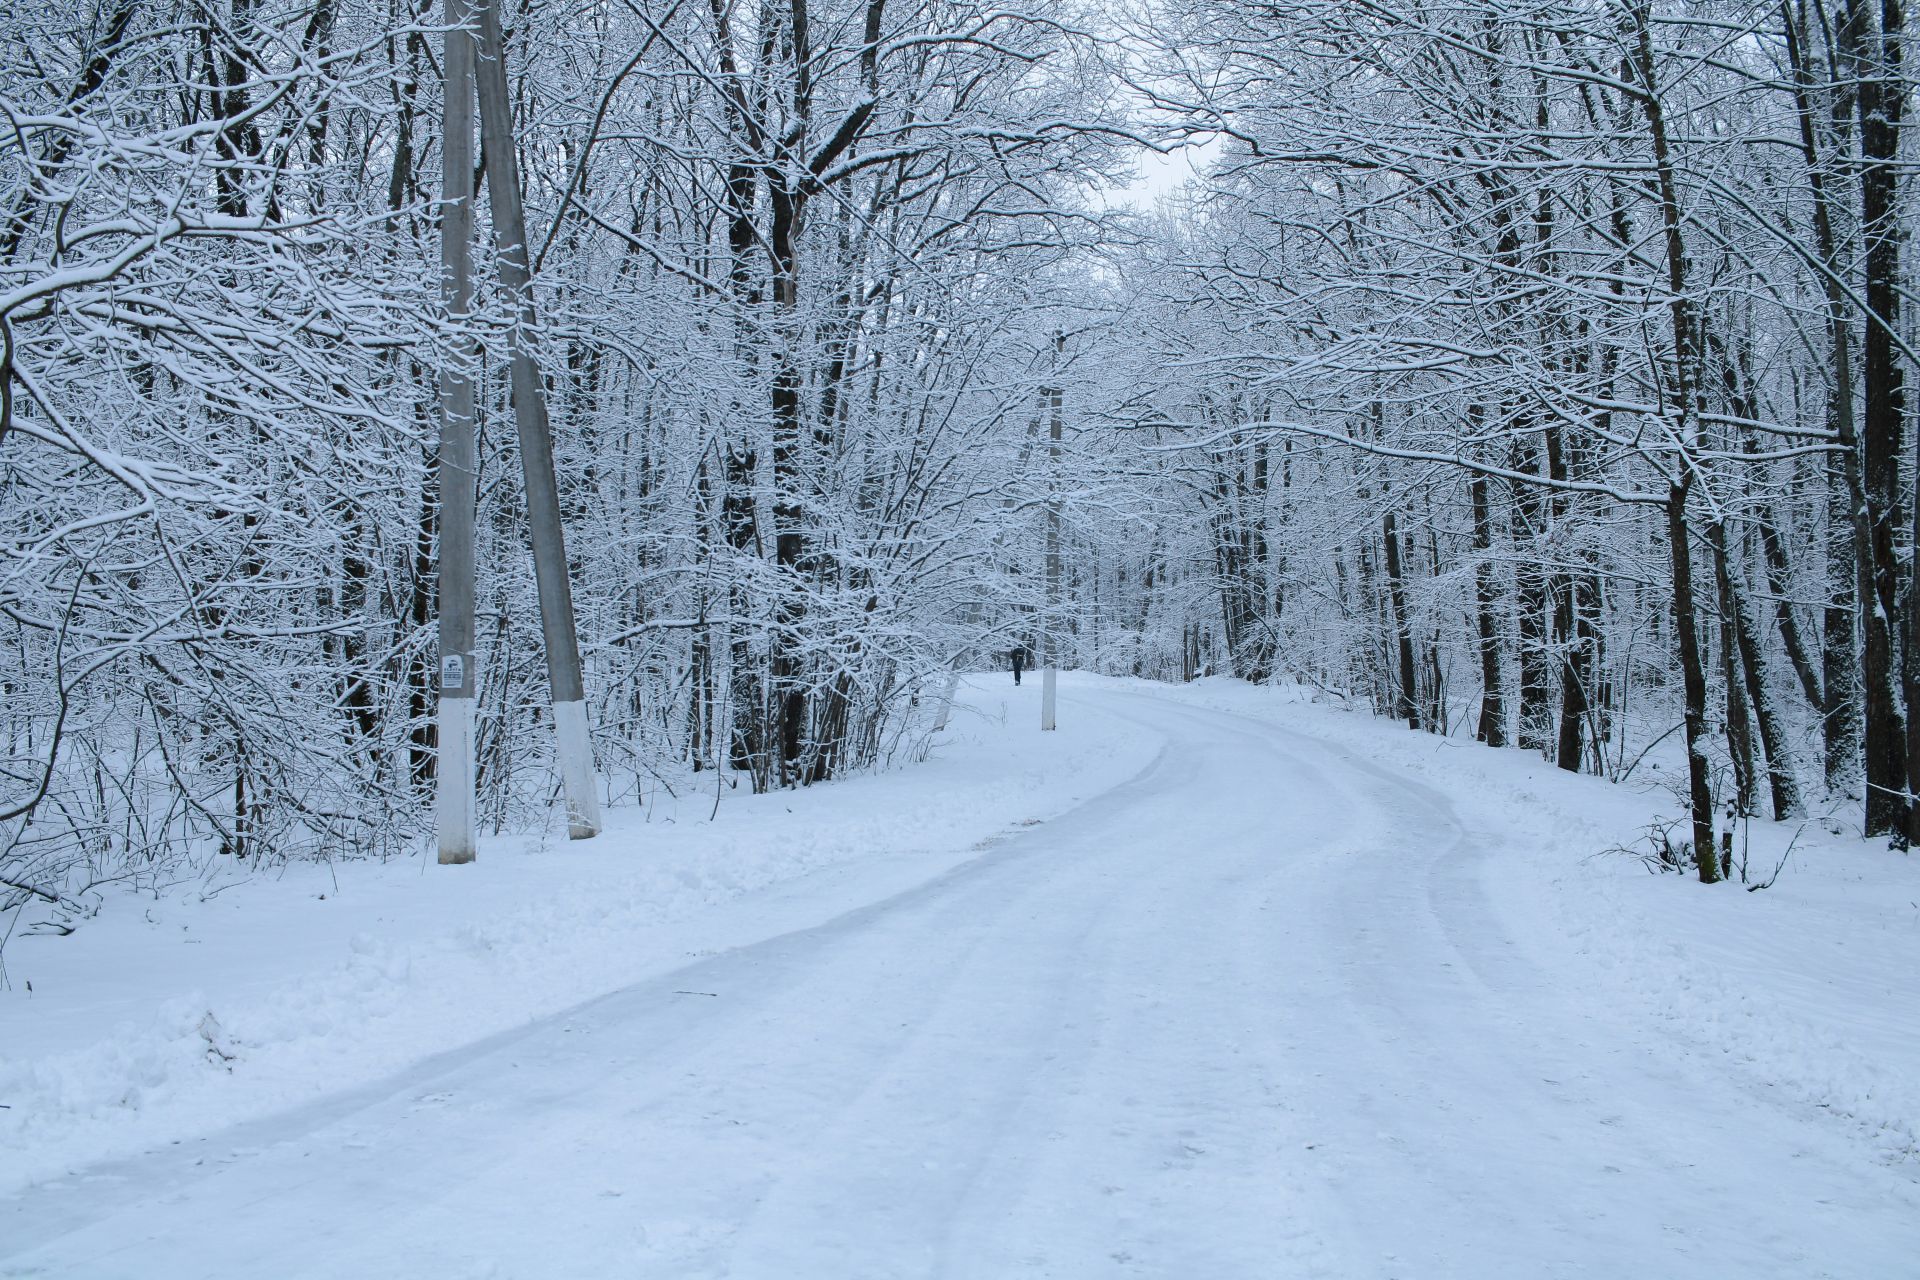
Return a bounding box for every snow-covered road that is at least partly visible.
[4,686,1915,1278]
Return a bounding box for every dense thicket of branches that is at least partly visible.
[1,0,1124,919]
[1092,0,1914,880]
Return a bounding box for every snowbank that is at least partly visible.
[0,675,1160,1192]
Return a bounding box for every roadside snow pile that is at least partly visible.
[1141,676,1920,1163]
[0,676,1159,1193]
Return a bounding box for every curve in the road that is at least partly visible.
[3,686,1914,1279]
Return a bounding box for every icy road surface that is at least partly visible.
[4,686,1915,1278]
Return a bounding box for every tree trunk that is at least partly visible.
[1727,535,1804,819]
[767,175,809,781]
[1511,441,1552,753]
[1843,0,1910,839]
[1554,578,1588,774]
[1042,375,1061,731]
[1784,0,1869,798]
[1382,505,1419,729]
[1671,483,1720,881]
[1756,511,1826,713]
[1545,422,1586,772]
[1714,527,1759,817]
[1632,2,1718,880]
[1470,474,1507,747]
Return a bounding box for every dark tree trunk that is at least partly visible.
[1545,423,1586,772]
[1554,579,1588,774]
[1824,458,1863,794]
[1757,511,1826,713]
[1670,483,1720,881]
[1785,0,1868,798]
[1382,506,1419,730]
[1714,527,1759,817]
[1845,0,1910,838]
[767,177,808,785]
[1631,6,1718,880]
[408,465,436,788]
[1731,551,1804,821]
[1510,440,1552,753]
[1470,475,1507,747]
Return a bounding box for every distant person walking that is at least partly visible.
[1011,644,1026,685]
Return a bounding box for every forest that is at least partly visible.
[4,0,1916,914]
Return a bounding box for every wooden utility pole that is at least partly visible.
[1041,341,1062,732]
[473,0,602,838]
[435,0,479,864]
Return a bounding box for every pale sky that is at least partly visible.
[1111,135,1222,211]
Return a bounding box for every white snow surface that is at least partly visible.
[0,678,1154,1189]
[2,674,1916,1277]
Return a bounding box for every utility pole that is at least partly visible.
[435,0,478,864]
[1041,335,1063,732]
[473,0,602,838]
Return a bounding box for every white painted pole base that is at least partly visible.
[1041,666,1057,731]
[436,695,477,864]
[552,698,603,839]
[933,666,961,732]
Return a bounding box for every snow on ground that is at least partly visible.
[1137,676,1920,1164]
[2,673,1915,1278]
[0,676,1159,1193]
